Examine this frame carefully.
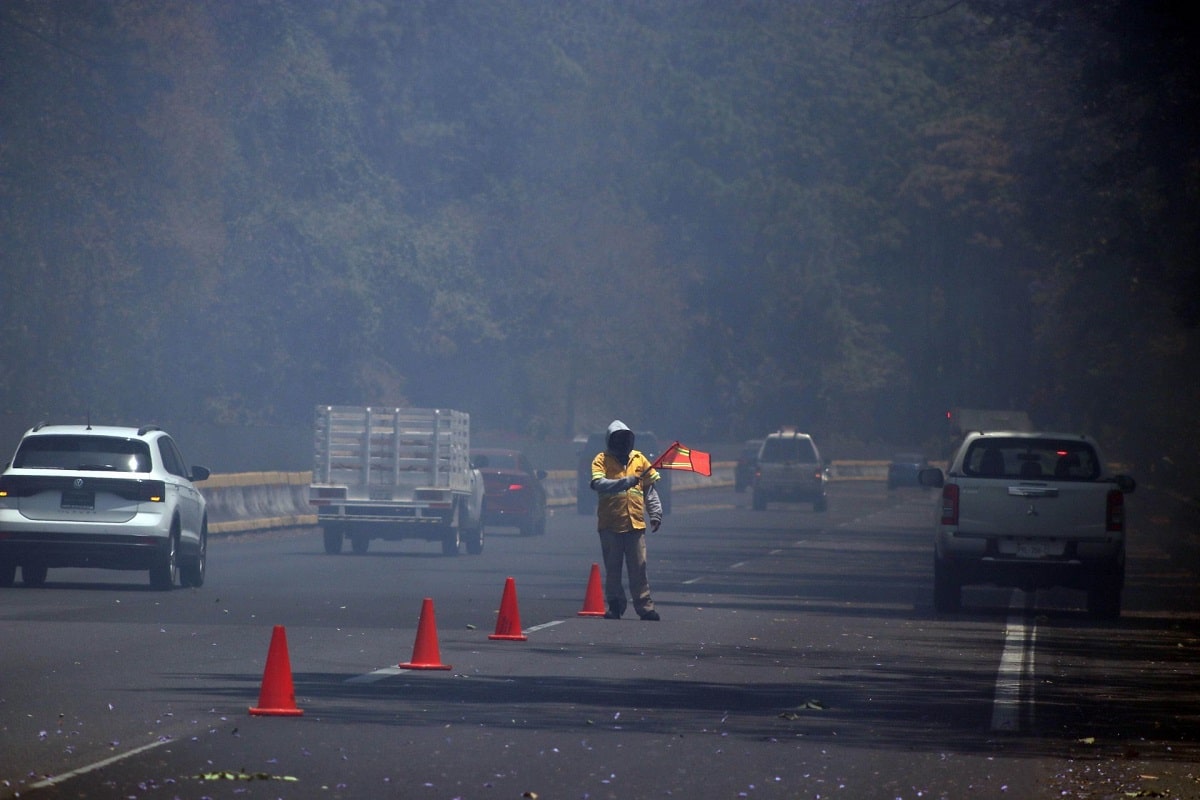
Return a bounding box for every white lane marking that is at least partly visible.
[683,577,703,585]
[347,666,407,684]
[29,738,171,789]
[991,592,1036,732]
[524,619,565,634]
[345,620,567,683]
[730,561,747,569]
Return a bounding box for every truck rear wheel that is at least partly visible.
[442,529,461,556]
[350,533,370,554]
[1086,584,1121,619]
[464,523,484,555]
[1087,554,1124,619]
[323,528,344,554]
[933,556,961,613]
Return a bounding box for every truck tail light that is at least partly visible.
[940,484,959,526]
[1106,488,1124,532]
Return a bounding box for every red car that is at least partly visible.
[471,448,548,536]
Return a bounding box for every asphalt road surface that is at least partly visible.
[2,481,1198,799]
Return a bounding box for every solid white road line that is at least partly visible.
[991,591,1036,732]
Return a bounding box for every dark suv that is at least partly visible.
[575,431,671,515]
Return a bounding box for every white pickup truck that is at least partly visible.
[919,431,1136,618]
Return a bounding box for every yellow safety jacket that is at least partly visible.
[591,449,660,532]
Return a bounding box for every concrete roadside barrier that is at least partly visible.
[199,460,889,534]
[200,471,316,534]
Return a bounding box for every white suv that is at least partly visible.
[0,423,210,589]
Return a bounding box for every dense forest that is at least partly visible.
[1,1,1196,480]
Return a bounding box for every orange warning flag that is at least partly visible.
[651,441,711,476]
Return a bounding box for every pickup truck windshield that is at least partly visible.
[961,438,1100,481]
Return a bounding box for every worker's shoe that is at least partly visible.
[604,602,625,619]
[639,610,660,621]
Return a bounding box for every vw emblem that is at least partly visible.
[73,478,84,489]
[1026,504,1038,516]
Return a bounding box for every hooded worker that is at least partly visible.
[589,420,663,620]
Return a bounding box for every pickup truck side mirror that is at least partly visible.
[918,467,945,489]
[190,465,210,482]
[1114,474,1136,494]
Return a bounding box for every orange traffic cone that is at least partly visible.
[249,625,304,716]
[400,597,452,670]
[577,562,606,617]
[489,576,528,641]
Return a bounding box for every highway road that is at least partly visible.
[2,481,1198,799]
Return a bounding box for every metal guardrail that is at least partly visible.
[200,461,892,534]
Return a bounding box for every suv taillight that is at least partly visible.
[1106,488,1124,532]
[940,484,959,526]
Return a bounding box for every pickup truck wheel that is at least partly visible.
[813,496,828,513]
[323,528,344,554]
[442,529,461,556]
[0,559,15,587]
[1087,577,1122,619]
[350,534,370,555]
[933,556,961,613]
[1087,587,1121,619]
[752,489,767,511]
[465,524,484,555]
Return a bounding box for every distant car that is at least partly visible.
[575,431,671,515]
[887,452,929,489]
[752,428,828,512]
[471,448,548,536]
[0,423,210,589]
[734,439,762,493]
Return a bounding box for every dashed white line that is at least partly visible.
[345,620,567,683]
[29,738,171,789]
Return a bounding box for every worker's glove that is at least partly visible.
[650,518,661,533]
[618,475,640,491]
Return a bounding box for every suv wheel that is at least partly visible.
[150,527,179,590]
[180,524,207,588]
[752,488,767,511]
[0,560,15,588]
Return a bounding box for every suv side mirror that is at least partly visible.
[1114,474,1136,494]
[918,467,944,489]
[190,465,211,482]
